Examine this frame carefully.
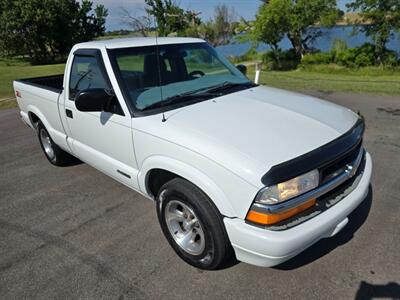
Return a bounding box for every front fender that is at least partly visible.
[138,155,237,217]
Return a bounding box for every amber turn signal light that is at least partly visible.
[246,199,316,225]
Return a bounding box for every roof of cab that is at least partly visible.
[74,37,206,50]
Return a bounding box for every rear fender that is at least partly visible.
[26,104,67,150]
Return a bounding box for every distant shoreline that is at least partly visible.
[336,12,371,26]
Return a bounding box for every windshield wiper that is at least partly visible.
[141,91,217,111]
[174,81,254,97]
[141,82,255,111]
[206,81,256,93]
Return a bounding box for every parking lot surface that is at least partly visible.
[0,91,399,299]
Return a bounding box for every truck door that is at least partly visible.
[64,49,139,190]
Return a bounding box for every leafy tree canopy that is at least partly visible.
[253,0,341,58]
[347,0,400,64]
[144,1,238,46]
[145,0,200,36]
[0,0,108,64]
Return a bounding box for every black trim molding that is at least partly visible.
[261,117,365,186]
[73,48,100,57]
[16,74,64,94]
[117,169,131,179]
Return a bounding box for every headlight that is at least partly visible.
[255,169,319,205]
[246,169,320,225]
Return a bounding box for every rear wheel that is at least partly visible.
[156,178,233,270]
[37,122,74,166]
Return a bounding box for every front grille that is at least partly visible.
[320,141,362,184]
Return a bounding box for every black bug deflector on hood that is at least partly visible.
[261,117,365,187]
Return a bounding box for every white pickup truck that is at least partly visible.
[14,37,372,270]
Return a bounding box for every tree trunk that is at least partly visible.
[271,44,281,69]
[287,31,304,60]
[375,35,388,66]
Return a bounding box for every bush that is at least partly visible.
[331,39,348,57]
[242,47,259,61]
[335,44,375,67]
[301,52,333,65]
[354,53,374,67]
[229,46,260,64]
[243,43,400,70]
[262,49,300,70]
[334,43,399,68]
[384,52,399,67]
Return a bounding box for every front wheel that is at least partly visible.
[156,178,233,270]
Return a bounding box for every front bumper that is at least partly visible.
[224,152,372,267]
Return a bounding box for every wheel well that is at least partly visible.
[28,112,40,128]
[146,169,180,199]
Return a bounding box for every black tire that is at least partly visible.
[156,178,233,270]
[37,121,74,166]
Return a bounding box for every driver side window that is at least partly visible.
[69,55,109,100]
[69,54,124,116]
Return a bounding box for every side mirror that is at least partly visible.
[75,88,110,112]
[236,64,247,76]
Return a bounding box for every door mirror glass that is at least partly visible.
[75,88,109,112]
[236,64,247,75]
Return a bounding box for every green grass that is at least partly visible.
[0,58,65,109]
[248,64,400,95]
[0,99,18,110]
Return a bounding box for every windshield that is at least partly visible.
[109,42,251,112]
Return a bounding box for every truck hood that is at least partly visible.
[136,86,358,188]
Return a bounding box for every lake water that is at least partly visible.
[216,26,400,57]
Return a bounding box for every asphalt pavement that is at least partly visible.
[0,91,399,299]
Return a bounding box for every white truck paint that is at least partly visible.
[14,37,372,268]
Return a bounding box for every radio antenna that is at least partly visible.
[154,16,166,122]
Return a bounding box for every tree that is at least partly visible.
[76,1,108,42]
[121,7,153,37]
[0,0,108,64]
[253,0,291,66]
[253,0,341,58]
[185,21,217,45]
[187,4,237,47]
[347,0,400,64]
[144,0,200,36]
[213,4,237,45]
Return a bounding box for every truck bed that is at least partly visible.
[16,74,64,94]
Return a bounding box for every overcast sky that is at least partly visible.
[91,0,352,31]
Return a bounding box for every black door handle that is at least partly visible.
[66,109,73,118]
